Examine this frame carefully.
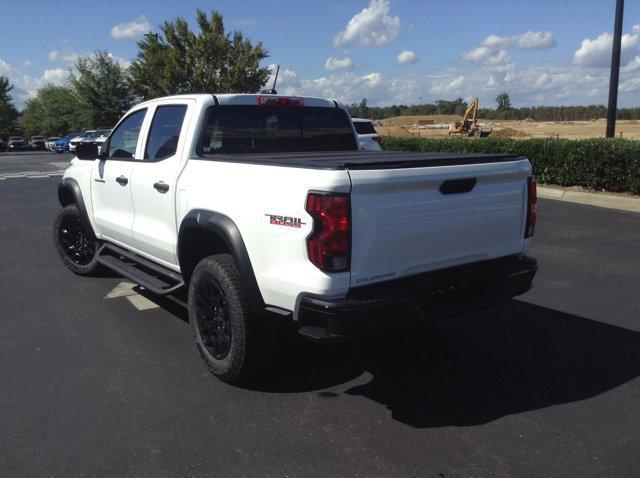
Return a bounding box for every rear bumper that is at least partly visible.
[297,255,537,341]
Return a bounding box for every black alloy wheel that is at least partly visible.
[58,215,95,265]
[195,278,232,360]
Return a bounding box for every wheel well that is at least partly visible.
[58,186,75,206]
[178,227,231,283]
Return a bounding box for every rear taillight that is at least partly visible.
[372,135,383,145]
[305,192,350,272]
[258,95,304,107]
[525,176,537,238]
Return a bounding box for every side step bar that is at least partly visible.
[97,243,185,295]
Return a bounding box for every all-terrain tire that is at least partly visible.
[188,254,275,383]
[53,204,101,275]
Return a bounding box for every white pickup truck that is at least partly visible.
[55,93,538,383]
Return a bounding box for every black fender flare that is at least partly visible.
[57,177,95,238]
[178,209,265,314]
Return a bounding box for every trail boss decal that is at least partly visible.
[265,214,306,228]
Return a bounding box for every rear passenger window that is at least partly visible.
[145,105,188,161]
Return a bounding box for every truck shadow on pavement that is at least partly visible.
[248,299,640,429]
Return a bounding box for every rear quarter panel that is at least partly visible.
[178,159,352,311]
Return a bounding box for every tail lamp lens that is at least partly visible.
[305,193,350,272]
[525,176,537,238]
[372,135,383,145]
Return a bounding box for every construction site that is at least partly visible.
[372,96,640,140]
[376,116,640,140]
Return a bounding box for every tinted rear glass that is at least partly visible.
[353,121,376,135]
[200,106,357,155]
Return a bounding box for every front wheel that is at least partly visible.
[54,204,101,275]
[188,254,276,383]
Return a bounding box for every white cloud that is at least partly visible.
[463,31,556,63]
[480,34,511,49]
[21,60,35,67]
[397,50,419,65]
[362,72,382,87]
[324,57,355,71]
[574,25,640,67]
[514,31,556,50]
[333,0,401,48]
[110,15,152,41]
[49,49,80,64]
[42,68,67,85]
[462,46,494,62]
[623,55,640,73]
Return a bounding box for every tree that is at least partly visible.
[495,92,512,111]
[70,51,135,128]
[129,9,270,100]
[0,76,18,136]
[21,85,81,137]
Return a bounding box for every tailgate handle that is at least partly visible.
[439,178,477,195]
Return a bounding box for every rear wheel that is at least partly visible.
[54,204,100,275]
[188,254,275,383]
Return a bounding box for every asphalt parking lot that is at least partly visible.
[1,151,640,476]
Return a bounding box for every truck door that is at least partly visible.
[129,100,192,266]
[91,108,147,246]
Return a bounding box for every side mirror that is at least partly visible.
[75,142,99,160]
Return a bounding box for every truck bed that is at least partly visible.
[205,151,525,170]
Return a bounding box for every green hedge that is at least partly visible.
[382,136,640,195]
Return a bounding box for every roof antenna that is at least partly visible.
[261,65,279,94]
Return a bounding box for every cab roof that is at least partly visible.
[135,93,339,109]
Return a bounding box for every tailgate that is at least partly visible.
[348,158,531,287]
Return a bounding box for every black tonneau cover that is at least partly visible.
[201,151,525,170]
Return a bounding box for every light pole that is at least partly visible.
[606,0,624,138]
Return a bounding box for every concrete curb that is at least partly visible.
[538,186,640,213]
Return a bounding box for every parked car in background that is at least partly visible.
[92,129,111,151]
[80,129,110,147]
[8,136,26,151]
[53,132,82,153]
[69,130,95,152]
[46,137,61,151]
[352,118,383,151]
[29,136,47,150]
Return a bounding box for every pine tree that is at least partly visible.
[129,9,270,100]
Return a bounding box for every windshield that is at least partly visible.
[65,133,81,139]
[33,136,45,140]
[200,106,357,155]
[9,137,23,141]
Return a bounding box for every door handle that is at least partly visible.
[116,175,128,186]
[153,181,170,193]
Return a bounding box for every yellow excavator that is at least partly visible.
[449,97,491,137]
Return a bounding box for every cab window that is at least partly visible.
[107,109,147,159]
[144,105,188,161]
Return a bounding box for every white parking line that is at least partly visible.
[104,281,160,311]
[0,170,65,180]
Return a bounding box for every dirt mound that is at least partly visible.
[491,127,527,138]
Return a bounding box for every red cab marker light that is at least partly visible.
[257,96,304,107]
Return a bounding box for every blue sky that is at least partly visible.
[1,0,639,108]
